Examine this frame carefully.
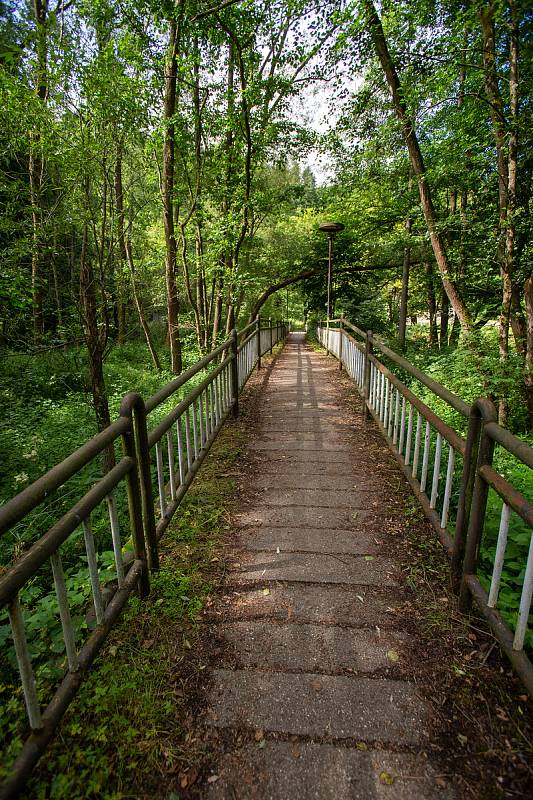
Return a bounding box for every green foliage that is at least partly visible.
[0,417,242,797]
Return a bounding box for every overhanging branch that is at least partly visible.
[248,263,403,322]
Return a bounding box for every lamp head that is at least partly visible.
[319,222,345,236]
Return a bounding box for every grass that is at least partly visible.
[4,422,245,799]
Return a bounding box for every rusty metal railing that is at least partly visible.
[317,318,533,694]
[0,318,288,798]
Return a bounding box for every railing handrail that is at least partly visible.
[337,317,470,418]
[145,337,232,413]
[0,416,131,537]
[317,317,533,695]
[0,319,279,538]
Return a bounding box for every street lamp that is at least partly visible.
[319,222,344,322]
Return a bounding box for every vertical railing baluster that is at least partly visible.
[405,405,414,465]
[82,517,104,624]
[441,445,455,527]
[106,492,125,587]
[8,596,42,729]
[155,441,166,517]
[215,374,221,423]
[185,407,193,473]
[420,421,431,493]
[199,392,205,449]
[393,390,400,445]
[513,532,533,650]
[192,400,199,459]
[167,429,176,501]
[430,432,443,509]
[398,397,407,456]
[387,388,394,438]
[206,385,212,437]
[50,550,79,671]
[412,412,422,478]
[488,503,511,608]
[176,416,185,485]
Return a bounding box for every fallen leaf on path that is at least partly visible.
[379,771,394,786]
[142,639,154,649]
[310,680,322,691]
[207,775,219,784]
[387,649,399,663]
[254,729,264,741]
[180,768,199,788]
[262,588,270,595]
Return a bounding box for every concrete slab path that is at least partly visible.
[199,333,456,799]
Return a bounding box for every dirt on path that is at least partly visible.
[186,332,462,799]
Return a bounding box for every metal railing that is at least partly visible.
[318,318,533,694]
[0,317,288,798]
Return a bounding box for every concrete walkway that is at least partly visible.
[201,333,455,799]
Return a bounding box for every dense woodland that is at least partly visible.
[1,0,532,442]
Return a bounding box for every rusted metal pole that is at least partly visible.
[326,235,333,321]
[459,399,498,612]
[120,409,150,595]
[120,393,159,574]
[230,328,239,418]
[451,405,483,589]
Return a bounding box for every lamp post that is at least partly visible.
[319,222,344,320]
[319,222,344,355]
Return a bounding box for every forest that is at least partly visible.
[1,0,532,447]
[0,0,532,794]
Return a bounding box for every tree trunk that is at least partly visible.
[365,0,472,332]
[479,1,520,425]
[79,221,115,472]
[114,156,127,345]
[440,288,449,349]
[425,263,438,347]
[125,238,162,372]
[210,271,223,348]
[162,14,182,374]
[50,232,63,332]
[524,274,533,429]
[398,217,411,349]
[29,0,50,341]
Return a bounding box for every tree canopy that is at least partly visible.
[1,0,531,429]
